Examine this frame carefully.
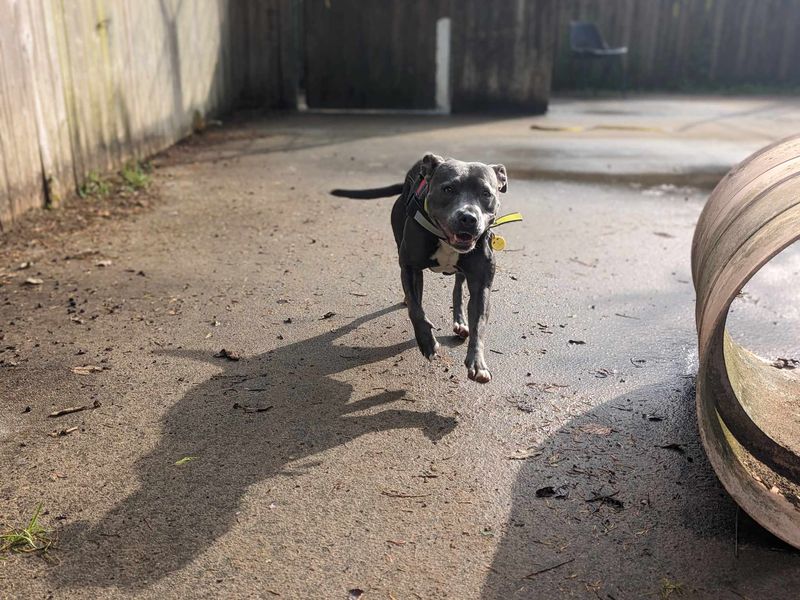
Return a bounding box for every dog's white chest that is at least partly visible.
[430,241,459,274]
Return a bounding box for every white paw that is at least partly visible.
[453,323,469,339]
[467,365,492,383]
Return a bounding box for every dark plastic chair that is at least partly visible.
[569,21,628,94]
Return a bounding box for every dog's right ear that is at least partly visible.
[420,153,444,180]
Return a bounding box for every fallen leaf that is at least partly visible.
[49,405,89,418]
[535,485,569,499]
[174,456,197,466]
[214,348,241,361]
[64,249,100,260]
[773,357,798,370]
[659,443,686,454]
[578,423,613,436]
[234,403,273,413]
[508,449,542,460]
[24,277,43,286]
[321,311,336,320]
[71,365,104,375]
[591,368,615,378]
[48,426,79,438]
[586,492,624,510]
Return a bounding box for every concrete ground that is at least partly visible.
[2,95,800,599]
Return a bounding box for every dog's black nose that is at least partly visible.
[458,212,478,227]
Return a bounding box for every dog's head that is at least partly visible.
[420,153,508,253]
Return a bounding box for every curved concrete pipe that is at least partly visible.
[692,135,800,548]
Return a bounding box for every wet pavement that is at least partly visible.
[1,96,800,598]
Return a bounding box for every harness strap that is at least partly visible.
[414,210,447,239]
[491,212,524,227]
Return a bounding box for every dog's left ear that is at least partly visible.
[491,164,508,193]
[421,153,444,180]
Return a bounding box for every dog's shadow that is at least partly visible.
[50,304,457,590]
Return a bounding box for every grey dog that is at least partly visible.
[332,154,508,383]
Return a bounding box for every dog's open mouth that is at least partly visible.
[449,231,477,250]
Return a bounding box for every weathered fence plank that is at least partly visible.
[450,0,558,113]
[304,0,447,110]
[0,0,44,225]
[0,0,298,228]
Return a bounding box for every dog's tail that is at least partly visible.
[330,183,404,199]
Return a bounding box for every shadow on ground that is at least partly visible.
[158,112,505,167]
[50,305,456,590]
[482,379,800,599]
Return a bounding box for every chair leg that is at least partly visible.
[584,60,592,96]
[620,55,627,98]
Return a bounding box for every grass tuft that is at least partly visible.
[0,504,53,555]
[78,171,112,199]
[660,578,684,599]
[119,161,151,191]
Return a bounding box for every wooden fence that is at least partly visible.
[451,0,557,113]
[4,0,797,226]
[553,0,800,90]
[0,0,297,229]
[302,0,556,113]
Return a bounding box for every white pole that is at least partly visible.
[435,17,451,114]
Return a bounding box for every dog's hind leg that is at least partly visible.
[452,273,469,339]
[400,265,439,360]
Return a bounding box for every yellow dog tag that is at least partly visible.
[491,234,506,251]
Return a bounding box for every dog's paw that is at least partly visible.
[465,348,491,382]
[465,355,491,383]
[452,322,469,339]
[467,365,492,383]
[419,337,440,361]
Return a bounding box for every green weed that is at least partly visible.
[119,160,151,191]
[78,171,111,198]
[0,504,53,555]
[660,578,684,599]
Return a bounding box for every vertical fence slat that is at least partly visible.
[0,0,46,228]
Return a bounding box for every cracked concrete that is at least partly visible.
[1,96,800,599]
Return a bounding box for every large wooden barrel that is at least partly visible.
[692,135,800,548]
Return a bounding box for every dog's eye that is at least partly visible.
[442,185,454,194]
[482,190,492,197]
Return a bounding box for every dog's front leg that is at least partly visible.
[452,273,469,339]
[400,265,439,360]
[464,270,493,383]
